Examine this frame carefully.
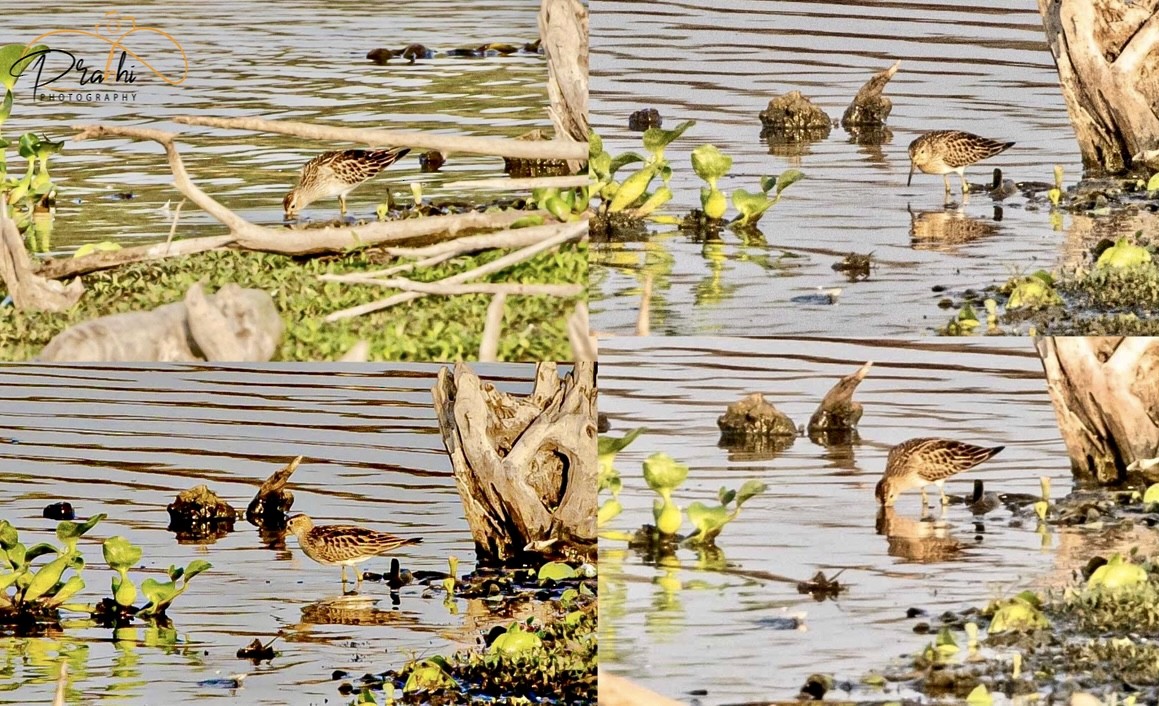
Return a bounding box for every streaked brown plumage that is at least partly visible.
[286,513,421,586]
[283,147,410,218]
[907,131,1014,196]
[874,437,1004,507]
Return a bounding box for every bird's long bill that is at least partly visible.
[907,160,915,187]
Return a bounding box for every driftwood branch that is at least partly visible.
[324,220,587,321]
[173,116,587,160]
[0,203,83,310]
[317,276,582,297]
[479,293,507,362]
[539,0,589,143]
[568,303,596,362]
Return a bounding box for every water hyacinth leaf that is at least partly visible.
[545,195,572,221]
[735,480,768,508]
[642,452,690,494]
[112,573,137,607]
[731,188,774,225]
[1088,553,1147,590]
[608,151,645,177]
[0,44,47,92]
[44,575,84,606]
[988,597,1048,633]
[102,536,142,570]
[17,132,40,159]
[598,498,622,527]
[760,174,778,193]
[686,501,729,541]
[934,626,959,656]
[966,685,993,706]
[509,214,545,229]
[599,428,646,457]
[588,131,603,160]
[775,169,805,194]
[1148,172,1159,194]
[1033,500,1048,521]
[6,542,26,567]
[57,513,106,544]
[718,487,736,506]
[24,542,59,562]
[183,559,211,580]
[0,571,22,592]
[23,553,71,602]
[634,187,672,217]
[642,119,695,157]
[1047,188,1061,206]
[0,521,17,550]
[1096,238,1152,269]
[0,90,11,124]
[537,562,577,583]
[403,659,454,692]
[690,145,732,187]
[1143,483,1159,505]
[490,625,543,654]
[590,151,612,180]
[609,165,656,212]
[654,498,683,535]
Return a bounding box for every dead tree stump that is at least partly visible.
[1036,337,1159,483]
[540,0,588,171]
[1038,0,1159,173]
[433,361,596,564]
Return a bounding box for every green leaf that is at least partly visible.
[731,188,774,225]
[102,536,142,570]
[56,513,106,543]
[140,577,177,609]
[642,453,690,494]
[653,498,683,535]
[775,169,805,194]
[112,573,137,607]
[0,44,47,92]
[686,501,729,541]
[587,131,603,160]
[23,543,59,562]
[966,684,993,706]
[0,521,17,550]
[608,165,656,212]
[1147,172,1159,193]
[597,498,622,527]
[17,132,39,159]
[536,562,577,583]
[633,187,672,217]
[934,626,959,656]
[718,488,736,506]
[0,90,12,124]
[24,553,71,602]
[690,145,733,187]
[701,187,727,219]
[642,120,695,157]
[43,575,84,607]
[598,427,645,456]
[1088,553,1147,590]
[759,175,777,193]
[184,559,211,580]
[1096,237,1152,269]
[735,480,768,508]
[490,625,543,654]
[608,151,645,177]
[1144,483,1159,505]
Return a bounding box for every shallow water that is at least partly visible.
[588,0,1159,336]
[598,337,1084,703]
[0,363,537,705]
[6,1,548,253]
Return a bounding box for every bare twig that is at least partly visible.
[441,175,589,191]
[568,302,596,361]
[479,293,507,362]
[172,116,587,160]
[324,220,586,321]
[164,198,186,252]
[38,235,234,280]
[318,276,582,298]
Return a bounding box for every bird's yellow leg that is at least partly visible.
[339,195,347,215]
[920,487,929,506]
[960,172,970,194]
[943,175,951,195]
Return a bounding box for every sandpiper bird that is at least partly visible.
[285,513,422,587]
[907,131,1014,197]
[283,147,410,219]
[874,437,1004,507]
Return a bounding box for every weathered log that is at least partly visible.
[38,282,283,362]
[1038,0,1159,173]
[433,361,596,564]
[1035,337,1159,483]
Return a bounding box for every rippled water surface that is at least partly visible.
[589,0,1155,336]
[7,1,549,252]
[0,363,536,705]
[598,338,1089,703]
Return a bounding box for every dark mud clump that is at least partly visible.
[167,485,237,541]
[590,210,649,242]
[628,108,662,131]
[504,129,572,178]
[717,392,798,456]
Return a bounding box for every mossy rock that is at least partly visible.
[718,392,798,439]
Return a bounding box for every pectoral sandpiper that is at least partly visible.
[285,513,422,587]
[907,131,1014,197]
[874,437,1004,507]
[283,147,410,219]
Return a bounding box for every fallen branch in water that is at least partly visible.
[323,220,587,322]
[173,115,587,160]
[318,276,582,298]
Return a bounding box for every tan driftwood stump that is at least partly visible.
[433,361,596,563]
[1036,337,1159,483]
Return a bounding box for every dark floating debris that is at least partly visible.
[236,635,279,663]
[42,502,75,521]
[797,570,847,601]
[419,150,446,172]
[832,252,873,281]
[628,108,662,132]
[504,129,571,178]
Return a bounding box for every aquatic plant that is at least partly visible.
[590,121,694,215]
[985,591,1049,633]
[101,536,211,618]
[642,452,689,535]
[0,515,104,625]
[598,427,644,529]
[1088,553,1147,592]
[1005,272,1062,310]
[731,170,804,229]
[690,145,732,220]
[1097,237,1153,269]
[684,480,768,546]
